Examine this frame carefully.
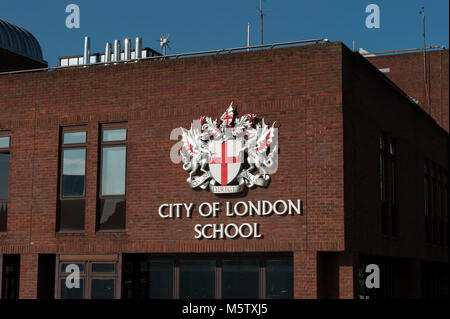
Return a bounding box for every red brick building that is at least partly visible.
[0,20,448,299]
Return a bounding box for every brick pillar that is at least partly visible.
[294,250,317,299]
[339,252,355,299]
[19,253,38,299]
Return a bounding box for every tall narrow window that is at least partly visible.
[379,135,388,235]
[0,134,10,233]
[443,172,449,247]
[389,139,398,236]
[97,124,127,231]
[57,128,87,231]
[436,169,442,245]
[424,162,431,243]
[430,165,438,244]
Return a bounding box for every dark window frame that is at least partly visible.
[55,255,121,299]
[379,133,390,236]
[424,160,431,243]
[59,127,88,200]
[0,132,10,233]
[121,253,293,299]
[96,123,128,232]
[99,123,128,199]
[56,126,87,232]
[389,138,399,237]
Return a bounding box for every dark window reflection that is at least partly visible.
[0,153,10,199]
[91,279,115,299]
[266,259,293,299]
[97,198,126,230]
[61,263,85,273]
[149,260,173,299]
[222,259,259,299]
[92,263,115,273]
[58,199,85,231]
[180,260,215,299]
[62,149,85,197]
[1,255,20,299]
[60,279,84,299]
[0,202,7,232]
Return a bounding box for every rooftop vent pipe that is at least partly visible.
[105,42,112,64]
[83,36,90,65]
[113,40,120,63]
[124,38,131,61]
[135,37,142,59]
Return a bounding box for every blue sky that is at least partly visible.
[1,0,448,66]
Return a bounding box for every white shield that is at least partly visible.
[208,139,242,186]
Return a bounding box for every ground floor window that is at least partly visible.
[0,254,20,299]
[56,255,120,299]
[122,254,293,299]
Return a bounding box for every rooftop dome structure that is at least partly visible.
[0,18,45,63]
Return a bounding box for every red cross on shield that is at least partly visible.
[208,139,243,186]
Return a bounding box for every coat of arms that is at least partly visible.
[179,103,277,194]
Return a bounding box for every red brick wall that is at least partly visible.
[0,43,346,298]
[367,50,449,132]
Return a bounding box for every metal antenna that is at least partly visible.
[247,22,251,51]
[159,33,171,56]
[419,7,431,112]
[258,0,264,45]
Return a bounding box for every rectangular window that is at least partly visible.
[97,124,127,231]
[389,139,398,236]
[222,259,259,299]
[122,254,293,299]
[149,260,173,299]
[443,172,449,247]
[379,134,388,235]
[56,257,120,299]
[424,160,432,243]
[0,134,10,233]
[379,135,387,201]
[431,165,439,245]
[266,259,293,299]
[57,127,87,232]
[1,254,20,299]
[179,260,215,299]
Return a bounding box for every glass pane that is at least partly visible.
[266,259,293,299]
[91,279,115,299]
[60,279,84,299]
[103,129,127,142]
[0,153,10,199]
[3,255,20,299]
[101,146,126,195]
[180,260,215,299]
[97,198,126,230]
[92,263,115,273]
[149,260,173,299]
[62,149,86,197]
[0,202,7,232]
[63,131,86,144]
[0,136,10,148]
[222,259,259,299]
[58,199,85,231]
[61,263,85,273]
